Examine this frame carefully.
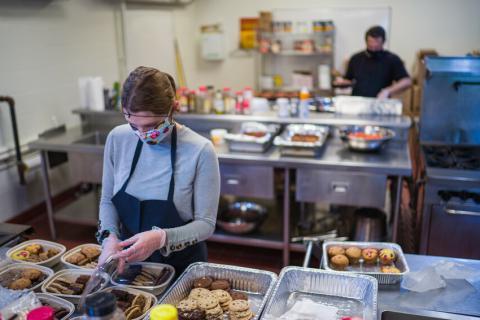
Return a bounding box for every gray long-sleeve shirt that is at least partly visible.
[98,124,220,256]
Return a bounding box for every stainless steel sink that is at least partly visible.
[72,131,108,145]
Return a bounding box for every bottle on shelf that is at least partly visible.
[177,87,189,113]
[299,87,311,119]
[223,87,235,114]
[82,292,125,320]
[197,86,211,114]
[188,89,197,113]
[213,89,225,114]
[235,90,244,114]
[150,305,178,320]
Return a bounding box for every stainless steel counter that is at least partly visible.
[379,254,480,319]
[30,126,411,176]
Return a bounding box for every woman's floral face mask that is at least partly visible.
[130,118,175,145]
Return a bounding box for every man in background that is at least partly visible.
[334,26,412,98]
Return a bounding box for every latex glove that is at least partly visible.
[97,234,126,273]
[377,88,391,99]
[113,229,167,263]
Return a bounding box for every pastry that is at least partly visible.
[9,278,32,290]
[230,290,248,301]
[291,134,319,143]
[197,295,219,310]
[345,247,362,264]
[210,279,230,291]
[362,248,378,264]
[189,287,212,300]
[177,298,198,312]
[25,244,42,255]
[327,246,345,258]
[81,246,101,260]
[11,244,59,263]
[178,309,205,320]
[66,252,85,265]
[193,276,213,289]
[125,305,143,320]
[229,300,249,313]
[379,248,396,265]
[330,254,349,270]
[22,268,43,281]
[381,265,401,273]
[11,250,30,261]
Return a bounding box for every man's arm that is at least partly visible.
[377,77,412,99]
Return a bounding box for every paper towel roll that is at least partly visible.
[87,77,105,111]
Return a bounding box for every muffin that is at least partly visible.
[327,246,345,258]
[330,254,349,270]
[379,248,396,265]
[362,248,378,264]
[345,247,362,264]
[381,265,401,273]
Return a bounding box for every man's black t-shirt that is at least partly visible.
[345,50,409,97]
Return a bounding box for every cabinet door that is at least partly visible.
[427,204,480,259]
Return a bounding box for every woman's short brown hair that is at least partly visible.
[121,66,176,115]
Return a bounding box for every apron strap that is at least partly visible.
[120,139,143,192]
[167,125,177,202]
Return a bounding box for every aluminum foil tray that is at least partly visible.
[225,123,280,153]
[274,124,329,157]
[159,262,278,320]
[262,267,378,320]
[321,241,410,285]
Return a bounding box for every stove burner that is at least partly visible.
[423,145,480,170]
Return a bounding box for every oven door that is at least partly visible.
[427,203,480,259]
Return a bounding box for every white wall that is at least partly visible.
[0,0,119,221]
[178,0,480,89]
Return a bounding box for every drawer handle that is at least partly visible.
[331,182,349,193]
[226,178,241,185]
[445,207,480,217]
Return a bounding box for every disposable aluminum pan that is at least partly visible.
[321,241,410,285]
[274,124,329,157]
[339,126,395,152]
[36,293,75,320]
[225,123,279,153]
[262,267,378,320]
[159,262,278,320]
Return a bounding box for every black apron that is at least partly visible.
[111,126,207,276]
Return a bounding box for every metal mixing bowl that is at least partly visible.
[339,125,395,151]
[216,202,268,234]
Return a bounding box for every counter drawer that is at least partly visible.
[220,164,274,199]
[296,169,387,208]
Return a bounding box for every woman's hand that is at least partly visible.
[113,229,167,263]
[98,234,127,273]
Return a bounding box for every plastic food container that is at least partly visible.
[159,262,277,320]
[61,244,101,270]
[102,286,158,320]
[110,262,175,296]
[7,240,66,268]
[36,293,75,320]
[262,267,378,320]
[322,240,410,285]
[41,269,109,304]
[0,263,54,292]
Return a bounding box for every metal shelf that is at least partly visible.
[209,230,284,250]
[261,51,333,57]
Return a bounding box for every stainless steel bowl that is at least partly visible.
[217,202,267,234]
[339,125,395,151]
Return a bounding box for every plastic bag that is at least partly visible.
[0,291,41,320]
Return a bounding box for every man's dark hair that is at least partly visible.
[365,26,386,42]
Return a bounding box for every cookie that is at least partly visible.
[210,279,230,291]
[229,299,249,312]
[229,290,248,301]
[124,306,143,320]
[193,276,213,289]
[211,289,230,303]
[197,295,219,310]
[177,298,198,312]
[231,310,254,320]
[22,268,43,281]
[205,304,222,315]
[233,309,253,318]
[189,288,211,300]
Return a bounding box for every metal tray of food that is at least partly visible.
[321,241,410,285]
[102,286,158,320]
[225,122,280,153]
[110,262,175,296]
[274,124,329,157]
[262,266,378,320]
[159,262,278,320]
[7,240,66,268]
[36,293,75,320]
[41,269,109,304]
[0,263,54,292]
[61,244,102,270]
[339,125,395,152]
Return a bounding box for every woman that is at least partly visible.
[96,66,220,275]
